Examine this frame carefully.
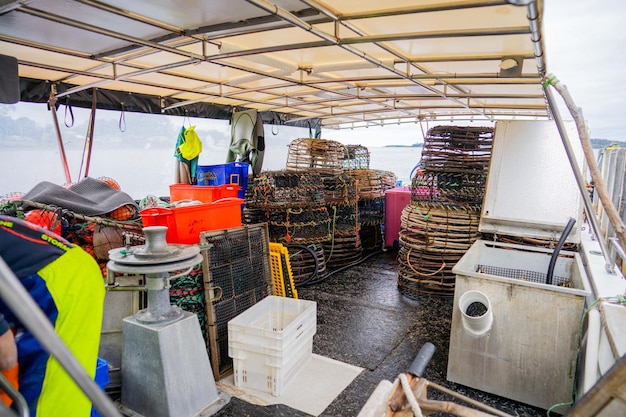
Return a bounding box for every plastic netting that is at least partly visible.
[342,145,370,170]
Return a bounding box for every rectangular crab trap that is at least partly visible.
[200,223,272,380]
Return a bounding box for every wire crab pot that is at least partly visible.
[286,138,345,175]
[321,172,358,205]
[327,201,359,233]
[199,224,272,379]
[267,206,332,244]
[342,144,370,170]
[247,170,325,208]
[360,223,383,252]
[396,202,481,297]
[358,197,385,226]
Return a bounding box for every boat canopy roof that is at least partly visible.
[0,0,548,130]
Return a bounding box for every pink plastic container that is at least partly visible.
[384,187,411,248]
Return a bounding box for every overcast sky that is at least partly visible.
[543,0,626,141]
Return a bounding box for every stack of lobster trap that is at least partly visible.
[243,138,395,282]
[397,126,494,297]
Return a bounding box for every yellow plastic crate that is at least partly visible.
[269,242,298,299]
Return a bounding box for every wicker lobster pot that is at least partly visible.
[360,223,383,251]
[412,125,493,206]
[321,172,358,205]
[396,202,481,297]
[375,169,398,191]
[324,227,363,269]
[344,169,385,199]
[247,170,324,208]
[246,170,331,244]
[286,138,345,175]
[267,206,331,244]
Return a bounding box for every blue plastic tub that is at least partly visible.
[197,162,249,199]
[90,358,110,417]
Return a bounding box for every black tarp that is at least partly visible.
[18,77,322,137]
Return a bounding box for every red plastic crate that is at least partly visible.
[169,184,240,203]
[140,198,244,244]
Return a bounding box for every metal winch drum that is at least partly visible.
[107,226,229,417]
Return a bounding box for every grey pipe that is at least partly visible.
[0,257,123,417]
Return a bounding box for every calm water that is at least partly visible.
[1,145,422,200]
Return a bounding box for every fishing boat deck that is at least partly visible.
[211,249,548,417]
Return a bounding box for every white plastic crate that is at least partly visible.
[231,333,313,396]
[227,295,317,396]
[229,319,316,362]
[228,296,317,352]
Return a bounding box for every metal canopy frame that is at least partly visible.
[1,0,547,132]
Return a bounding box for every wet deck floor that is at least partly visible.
[213,250,549,417]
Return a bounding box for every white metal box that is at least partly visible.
[448,240,591,409]
[447,120,591,412]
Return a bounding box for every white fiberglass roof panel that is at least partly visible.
[385,34,535,61]
[314,0,499,15]
[1,0,549,127]
[2,2,167,55]
[345,4,529,35]
[0,42,96,74]
[101,0,307,31]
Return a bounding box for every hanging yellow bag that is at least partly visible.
[179,125,203,160]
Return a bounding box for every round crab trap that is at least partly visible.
[359,223,383,252]
[412,125,493,206]
[286,138,345,175]
[375,169,398,191]
[242,206,267,225]
[358,197,385,226]
[327,201,358,232]
[321,172,358,205]
[344,169,385,199]
[324,229,363,269]
[342,144,370,170]
[287,243,327,286]
[396,202,481,297]
[247,170,324,208]
[267,206,331,244]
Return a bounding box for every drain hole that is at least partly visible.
[466,301,488,317]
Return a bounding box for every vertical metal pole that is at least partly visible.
[47,86,72,184]
[543,85,614,273]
